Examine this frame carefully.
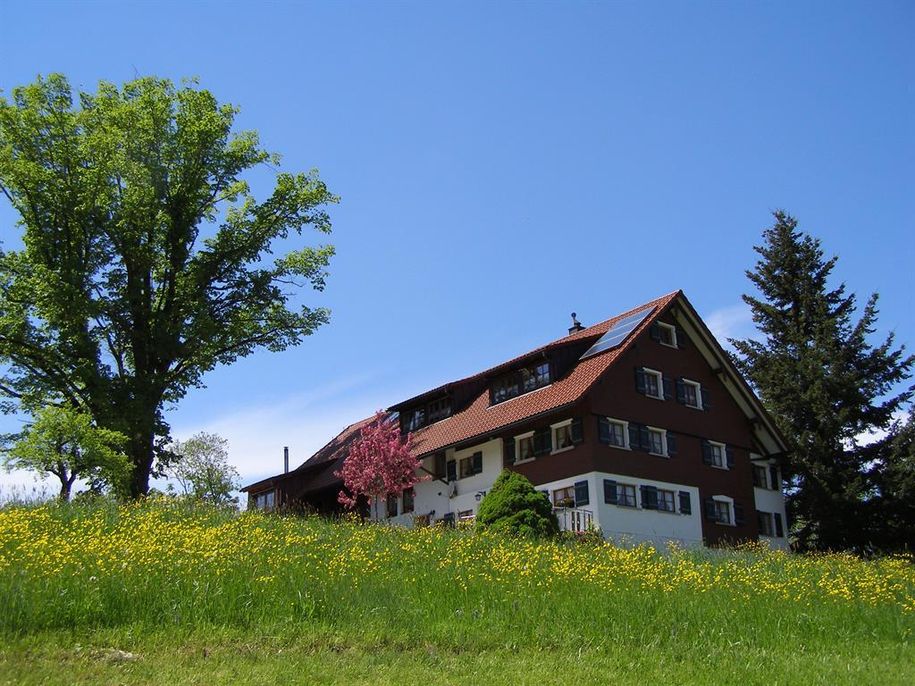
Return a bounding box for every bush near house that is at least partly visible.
[475,469,559,537]
[0,500,912,684]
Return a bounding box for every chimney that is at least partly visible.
[568,312,584,334]
[283,446,289,474]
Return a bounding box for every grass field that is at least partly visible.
[1,499,912,685]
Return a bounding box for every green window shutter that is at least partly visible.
[641,485,658,510]
[533,427,552,456]
[604,479,618,504]
[628,423,642,450]
[639,426,651,452]
[701,387,711,411]
[446,460,457,482]
[503,438,515,466]
[704,497,717,520]
[678,491,691,514]
[675,378,686,404]
[663,376,674,400]
[666,432,677,457]
[472,451,483,474]
[598,417,611,444]
[734,503,745,526]
[774,512,784,537]
[635,367,646,394]
[701,440,713,465]
[726,446,735,469]
[570,417,583,444]
[574,480,589,506]
[434,452,446,478]
[649,323,661,342]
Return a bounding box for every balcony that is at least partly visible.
[554,507,594,533]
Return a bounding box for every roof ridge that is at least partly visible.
[390,290,682,410]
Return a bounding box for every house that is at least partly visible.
[242,291,790,549]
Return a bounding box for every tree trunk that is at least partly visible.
[127,414,157,498]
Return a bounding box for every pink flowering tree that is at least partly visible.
[336,411,427,519]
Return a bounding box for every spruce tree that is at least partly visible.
[731,211,913,552]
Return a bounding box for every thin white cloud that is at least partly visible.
[703,303,756,349]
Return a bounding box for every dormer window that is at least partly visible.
[404,407,425,432]
[490,361,551,405]
[400,396,452,433]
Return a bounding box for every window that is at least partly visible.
[403,487,415,514]
[678,378,703,409]
[400,396,453,433]
[404,407,425,432]
[598,417,629,448]
[517,433,535,461]
[457,509,475,522]
[490,362,551,404]
[459,451,483,479]
[645,369,662,398]
[757,510,774,536]
[753,465,768,489]
[386,493,399,518]
[627,423,676,457]
[427,397,452,423]
[647,428,666,456]
[657,489,676,512]
[616,483,637,507]
[552,421,576,451]
[702,440,731,469]
[714,500,731,525]
[253,490,275,511]
[635,367,670,400]
[657,322,677,347]
[553,485,575,507]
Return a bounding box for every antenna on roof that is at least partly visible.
[284,446,289,474]
[569,312,584,335]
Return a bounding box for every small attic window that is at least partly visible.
[657,322,677,347]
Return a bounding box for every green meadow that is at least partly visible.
[1,499,912,685]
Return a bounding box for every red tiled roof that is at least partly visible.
[408,291,680,456]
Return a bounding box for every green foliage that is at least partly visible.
[731,211,914,552]
[166,431,239,506]
[2,405,128,500]
[476,469,559,537]
[866,409,915,552]
[0,74,337,497]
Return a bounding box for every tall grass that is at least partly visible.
[1,498,912,657]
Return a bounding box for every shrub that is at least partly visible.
[476,470,559,537]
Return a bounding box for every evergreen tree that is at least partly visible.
[731,211,913,552]
[476,470,559,538]
[864,410,915,553]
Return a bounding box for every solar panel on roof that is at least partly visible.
[580,306,654,360]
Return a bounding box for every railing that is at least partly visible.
[553,507,594,533]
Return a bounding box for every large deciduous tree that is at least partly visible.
[0,75,336,496]
[731,211,913,552]
[336,412,424,519]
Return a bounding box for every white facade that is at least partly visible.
[751,457,790,550]
[376,438,789,550]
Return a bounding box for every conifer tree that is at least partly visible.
[731,211,913,552]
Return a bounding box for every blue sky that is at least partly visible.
[1,1,912,495]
